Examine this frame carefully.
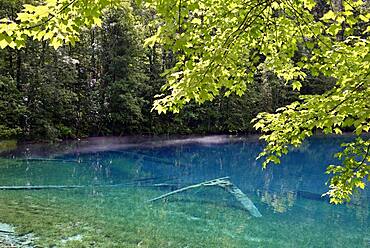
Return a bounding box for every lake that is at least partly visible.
[0,135,368,247]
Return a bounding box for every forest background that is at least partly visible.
[0,0,334,141]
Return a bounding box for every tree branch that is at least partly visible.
[22,0,79,31]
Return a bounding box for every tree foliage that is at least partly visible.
[0,76,24,138]
[0,0,120,49]
[144,0,370,203]
[0,0,293,140]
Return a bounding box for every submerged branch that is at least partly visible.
[147,177,230,202]
[147,177,262,217]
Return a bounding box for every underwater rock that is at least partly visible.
[61,234,83,244]
[0,223,14,233]
[0,223,36,248]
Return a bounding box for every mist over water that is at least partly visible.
[2,135,255,158]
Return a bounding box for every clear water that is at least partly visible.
[0,135,369,247]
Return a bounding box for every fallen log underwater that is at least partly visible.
[0,183,176,191]
[9,157,87,164]
[0,176,263,217]
[0,185,85,190]
[148,177,263,218]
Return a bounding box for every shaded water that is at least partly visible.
[0,135,369,247]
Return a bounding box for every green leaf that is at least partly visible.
[321,10,336,21]
[292,81,302,91]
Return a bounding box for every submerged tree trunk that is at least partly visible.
[148,177,262,217]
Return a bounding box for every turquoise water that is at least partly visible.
[0,136,369,247]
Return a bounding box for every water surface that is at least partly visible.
[0,135,368,247]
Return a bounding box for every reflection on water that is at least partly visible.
[260,190,296,213]
[0,135,369,247]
